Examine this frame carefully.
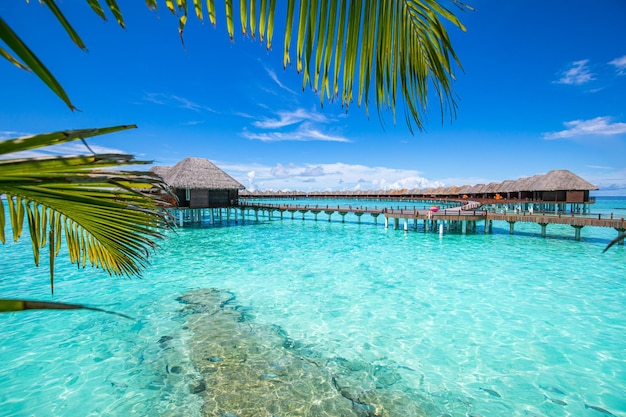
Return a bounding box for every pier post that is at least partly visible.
[413,219,418,230]
[384,216,389,229]
[339,212,348,222]
[572,225,583,241]
[178,210,183,227]
[255,209,259,222]
[404,219,408,231]
[241,209,245,223]
[507,220,515,235]
[325,211,334,222]
[539,223,548,237]
[371,213,380,225]
[355,212,364,224]
[394,218,400,230]
[227,208,230,224]
[210,209,215,224]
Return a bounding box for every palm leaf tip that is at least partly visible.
[604,232,626,252]
[0,299,134,319]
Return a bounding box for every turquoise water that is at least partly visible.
[1,197,625,416]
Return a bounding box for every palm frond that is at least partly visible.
[0,124,135,156]
[7,1,469,131]
[0,299,133,319]
[604,232,626,253]
[0,127,174,293]
[233,0,469,131]
[0,16,76,110]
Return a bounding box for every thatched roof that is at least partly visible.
[524,170,598,191]
[160,157,245,190]
[149,165,171,179]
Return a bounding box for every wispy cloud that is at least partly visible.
[543,116,626,140]
[584,167,626,195]
[242,123,350,143]
[218,161,442,191]
[609,55,626,75]
[252,108,330,129]
[554,60,595,85]
[0,130,31,140]
[264,67,297,95]
[243,107,350,142]
[142,93,216,113]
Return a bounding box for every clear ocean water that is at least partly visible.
[1,197,624,417]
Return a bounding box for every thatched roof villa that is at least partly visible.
[243,169,598,207]
[150,157,245,208]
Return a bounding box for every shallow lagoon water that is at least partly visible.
[0,197,625,416]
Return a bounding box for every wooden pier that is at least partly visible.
[239,201,626,243]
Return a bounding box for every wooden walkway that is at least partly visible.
[239,201,626,242]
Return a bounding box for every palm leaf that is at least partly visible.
[0,128,174,293]
[0,299,133,319]
[0,16,77,110]
[10,1,469,130]
[41,0,88,51]
[604,232,626,253]
[0,124,135,156]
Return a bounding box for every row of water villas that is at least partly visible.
[240,169,598,214]
[149,160,623,242]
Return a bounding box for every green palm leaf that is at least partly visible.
[0,127,174,294]
[6,1,469,131]
[0,299,133,319]
[0,16,77,111]
[604,232,626,253]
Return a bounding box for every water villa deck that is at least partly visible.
[151,163,624,243]
[237,201,625,243]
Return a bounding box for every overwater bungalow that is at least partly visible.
[151,157,245,208]
[243,169,598,212]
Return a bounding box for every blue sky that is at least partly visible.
[2,1,625,194]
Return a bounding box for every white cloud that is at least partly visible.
[242,123,350,143]
[217,161,443,191]
[243,106,350,142]
[584,167,626,195]
[252,108,330,129]
[142,93,215,113]
[0,131,28,140]
[609,55,626,75]
[264,67,297,94]
[543,116,626,140]
[270,163,295,178]
[554,60,595,85]
[301,166,325,177]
